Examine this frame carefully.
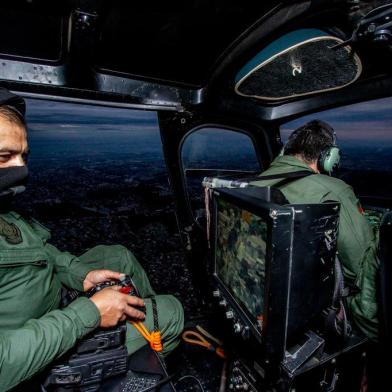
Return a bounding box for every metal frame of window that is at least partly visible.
[179,123,266,224]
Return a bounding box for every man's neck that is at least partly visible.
[293,154,319,173]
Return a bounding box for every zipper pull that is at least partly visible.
[35,260,48,267]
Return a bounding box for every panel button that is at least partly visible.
[226,310,234,319]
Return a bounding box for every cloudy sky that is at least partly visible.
[26,95,392,143]
[25,96,392,165]
[25,99,164,162]
[281,96,392,145]
[26,99,158,134]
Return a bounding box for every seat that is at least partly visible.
[363,211,392,392]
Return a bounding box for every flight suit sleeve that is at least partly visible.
[45,243,93,291]
[326,185,379,340]
[0,297,100,391]
[29,219,93,291]
[331,185,376,281]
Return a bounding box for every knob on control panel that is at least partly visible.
[229,360,256,391]
[219,299,228,307]
[231,375,250,391]
[241,326,250,339]
[233,322,243,334]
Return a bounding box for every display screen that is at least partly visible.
[215,198,267,325]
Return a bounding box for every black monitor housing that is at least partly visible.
[209,186,340,365]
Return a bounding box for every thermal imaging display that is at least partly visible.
[215,198,267,322]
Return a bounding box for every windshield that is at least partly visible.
[281,97,392,200]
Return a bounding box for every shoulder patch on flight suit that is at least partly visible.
[0,216,23,244]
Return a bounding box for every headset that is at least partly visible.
[280,121,341,175]
[317,140,340,175]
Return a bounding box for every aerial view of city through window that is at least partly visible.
[15,96,392,317]
[17,99,198,314]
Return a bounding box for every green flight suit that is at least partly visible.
[0,211,184,392]
[250,155,379,341]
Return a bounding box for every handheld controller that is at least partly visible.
[44,275,147,391]
[87,275,146,314]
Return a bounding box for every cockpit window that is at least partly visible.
[17,100,190,299]
[281,97,392,199]
[21,100,167,253]
[181,126,261,217]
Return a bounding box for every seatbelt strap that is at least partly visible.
[151,297,159,333]
[325,257,352,340]
[204,170,314,246]
[243,170,315,186]
[130,297,163,353]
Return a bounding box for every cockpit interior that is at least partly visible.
[0,1,392,391]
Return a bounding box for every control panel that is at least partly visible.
[212,288,251,340]
[227,359,263,391]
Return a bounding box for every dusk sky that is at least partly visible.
[26,96,392,145]
[25,99,163,163]
[26,99,158,133]
[281,96,392,145]
[25,96,392,171]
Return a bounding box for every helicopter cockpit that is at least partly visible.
[0,1,392,391]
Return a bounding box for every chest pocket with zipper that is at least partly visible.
[0,215,62,331]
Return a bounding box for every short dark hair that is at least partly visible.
[0,105,26,130]
[284,120,335,162]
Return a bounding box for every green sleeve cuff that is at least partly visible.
[67,297,100,334]
[68,262,93,291]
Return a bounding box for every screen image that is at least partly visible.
[215,198,267,324]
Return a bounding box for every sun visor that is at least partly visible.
[235,29,362,101]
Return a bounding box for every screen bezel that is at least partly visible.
[211,188,280,341]
[210,187,338,365]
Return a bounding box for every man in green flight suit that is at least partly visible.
[0,89,184,391]
[251,120,379,341]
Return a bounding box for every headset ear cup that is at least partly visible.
[318,147,341,174]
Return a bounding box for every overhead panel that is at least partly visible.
[235,29,362,101]
[0,3,67,86]
[0,5,65,62]
[94,1,276,87]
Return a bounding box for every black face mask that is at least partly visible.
[0,166,29,197]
